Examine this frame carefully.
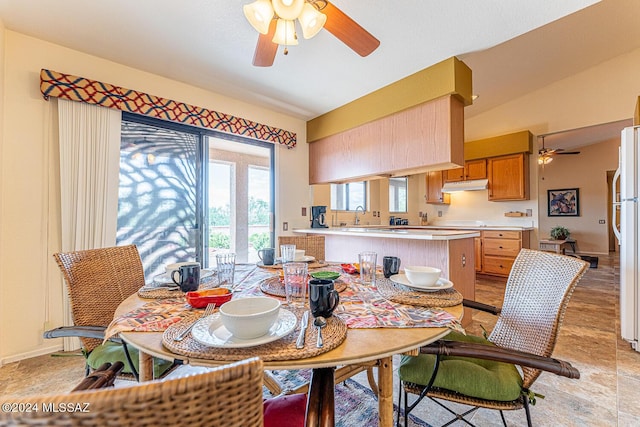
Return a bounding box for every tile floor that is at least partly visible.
[1,253,639,426]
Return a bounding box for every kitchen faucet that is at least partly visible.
[354,205,365,225]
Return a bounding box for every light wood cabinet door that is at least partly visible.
[444,167,465,182]
[487,153,529,201]
[425,171,450,204]
[465,159,487,180]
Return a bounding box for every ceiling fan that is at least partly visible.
[538,136,581,165]
[243,0,380,67]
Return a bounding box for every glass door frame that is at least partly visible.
[121,112,275,269]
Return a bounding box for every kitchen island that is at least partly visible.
[293,227,479,326]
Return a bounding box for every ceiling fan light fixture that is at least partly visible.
[538,155,553,165]
[272,0,305,20]
[298,3,326,39]
[272,19,298,46]
[243,0,274,34]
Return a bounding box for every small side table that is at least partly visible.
[539,238,576,254]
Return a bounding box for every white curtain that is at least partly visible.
[57,99,121,350]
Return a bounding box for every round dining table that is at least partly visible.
[116,282,463,427]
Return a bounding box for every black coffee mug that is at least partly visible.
[309,279,340,318]
[171,264,200,292]
[383,256,401,278]
[258,247,275,265]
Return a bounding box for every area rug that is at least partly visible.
[263,370,431,427]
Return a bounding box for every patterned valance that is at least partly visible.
[40,69,296,148]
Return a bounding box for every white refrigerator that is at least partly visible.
[613,125,640,352]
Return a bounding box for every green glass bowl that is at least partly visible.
[310,271,340,281]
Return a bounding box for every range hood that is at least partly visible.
[441,179,489,193]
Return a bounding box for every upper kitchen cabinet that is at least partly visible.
[307,58,473,184]
[425,171,450,204]
[443,159,487,182]
[487,153,530,201]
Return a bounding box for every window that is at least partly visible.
[117,114,274,278]
[331,182,366,211]
[389,177,408,213]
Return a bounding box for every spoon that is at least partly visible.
[314,316,327,348]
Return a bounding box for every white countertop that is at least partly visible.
[293,227,480,241]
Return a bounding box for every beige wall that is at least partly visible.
[0,30,308,364]
[538,138,619,254]
[0,19,5,361]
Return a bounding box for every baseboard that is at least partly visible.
[0,343,63,366]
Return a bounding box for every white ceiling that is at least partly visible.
[1,0,639,148]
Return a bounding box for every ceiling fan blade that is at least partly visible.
[556,151,581,155]
[253,19,278,67]
[322,1,380,57]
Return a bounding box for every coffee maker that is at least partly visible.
[311,205,328,228]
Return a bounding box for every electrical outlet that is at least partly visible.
[526,209,532,217]
[283,222,288,231]
[599,219,606,224]
[438,211,443,217]
[301,207,306,216]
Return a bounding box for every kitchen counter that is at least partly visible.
[293,226,477,327]
[293,227,480,240]
[316,224,534,232]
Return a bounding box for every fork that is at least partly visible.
[174,303,216,341]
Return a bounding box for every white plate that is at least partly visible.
[191,309,297,348]
[389,274,454,292]
[153,268,215,285]
[294,255,315,262]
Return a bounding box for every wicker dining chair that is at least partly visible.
[0,358,273,427]
[278,235,325,261]
[397,249,589,427]
[45,245,173,380]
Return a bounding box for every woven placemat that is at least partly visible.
[138,281,221,299]
[259,277,347,298]
[162,308,347,362]
[376,277,463,307]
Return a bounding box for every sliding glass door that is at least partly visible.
[117,114,274,278]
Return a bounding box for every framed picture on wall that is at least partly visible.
[548,188,579,216]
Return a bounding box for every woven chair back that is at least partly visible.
[489,249,589,388]
[0,358,264,427]
[53,245,146,353]
[278,235,325,261]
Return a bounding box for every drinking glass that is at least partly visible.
[359,251,377,285]
[283,262,308,308]
[280,244,296,263]
[216,253,236,286]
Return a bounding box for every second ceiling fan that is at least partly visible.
[244,0,380,67]
[538,136,581,165]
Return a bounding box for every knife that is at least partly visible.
[295,310,310,349]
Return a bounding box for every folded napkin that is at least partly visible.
[104,298,191,342]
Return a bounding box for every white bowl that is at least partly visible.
[219,297,281,339]
[404,266,442,286]
[294,249,306,261]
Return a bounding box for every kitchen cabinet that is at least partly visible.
[487,153,529,201]
[425,171,450,204]
[443,159,487,182]
[309,95,465,184]
[479,230,530,277]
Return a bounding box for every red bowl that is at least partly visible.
[341,263,358,274]
[185,288,232,309]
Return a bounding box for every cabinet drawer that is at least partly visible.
[483,230,521,240]
[483,239,521,257]
[483,256,514,276]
